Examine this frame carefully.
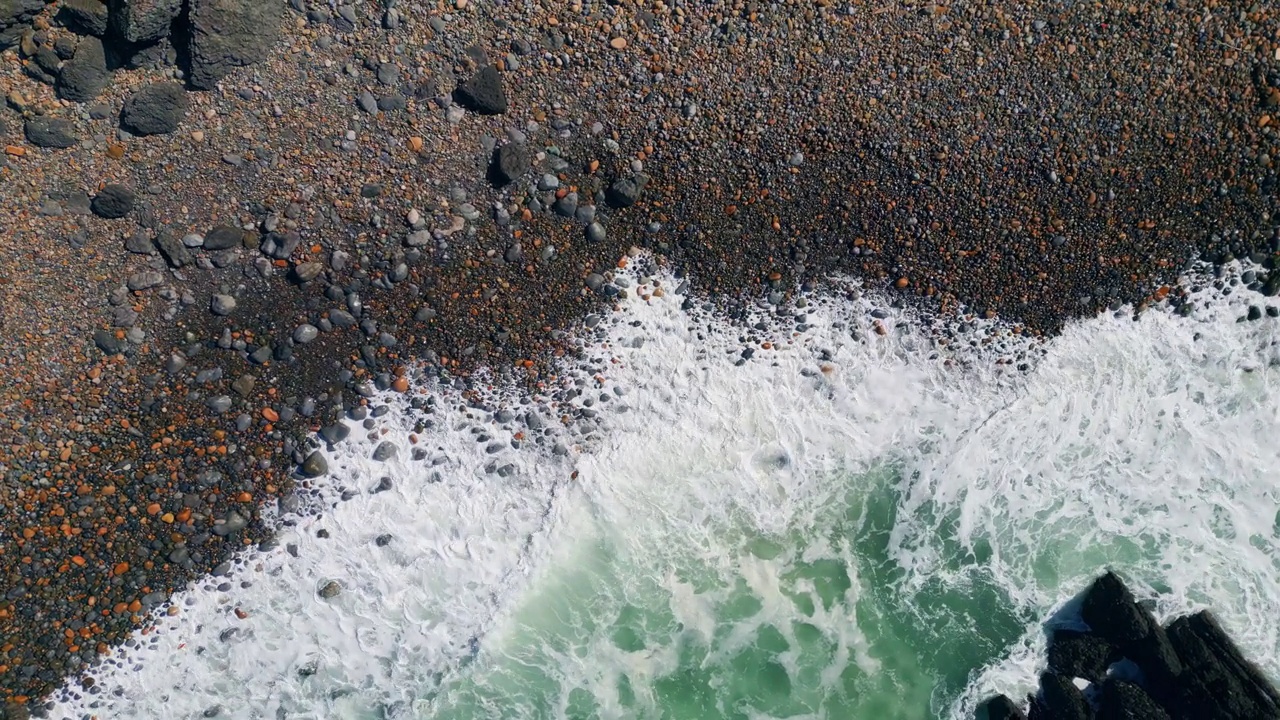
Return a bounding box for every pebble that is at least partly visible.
[210,294,237,315]
[372,441,397,461]
[293,324,319,343]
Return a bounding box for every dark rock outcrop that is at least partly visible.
[979,695,1028,720]
[56,34,108,102]
[1080,571,1152,645]
[57,0,108,35]
[108,0,182,43]
[0,0,46,50]
[1098,679,1169,720]
[187,0,283,90]
[1029,673,1090,720]
[1047,630,1116,683]
[977,572,1280,720]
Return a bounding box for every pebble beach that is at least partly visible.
[0,0,1278,714]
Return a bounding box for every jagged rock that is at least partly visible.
[58,0,109,35]
[187,0,283,89]
[1081,571,1153,645]
[0,0,45,50]
[454,64,507,115]
[1098,679,1169,720]
[1047,629,1116,683]
[1029,673,1090,720]
[56,35,108,102]
[606,177,644,208]
[108,0,182,43]
[978,695,1027,720]
[1126,623,1183,693]
[1165,611,1280,720]
[120,82,188,135]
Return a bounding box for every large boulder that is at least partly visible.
[0,0,46,50]
[187,0,282,90]
[56,34,108,102]
[120,82,188,135]
[58,0,108,35]
[108,0,182,43]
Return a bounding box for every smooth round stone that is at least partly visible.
[293,324,319,344]
[182,233,205,247]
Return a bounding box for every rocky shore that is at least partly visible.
[0,0,1278,714]
[978,572,1280,720]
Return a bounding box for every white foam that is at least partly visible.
[48,264,1280,719]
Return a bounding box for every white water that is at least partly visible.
[50,264,1280,719]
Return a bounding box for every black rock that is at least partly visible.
[120,82,188,135]
[606,177,643,208]
[1126,623,1183,694]
[90,184,135,219]
[187,0,283,89]
[203,225,243,250]
[1029,673,1090,720]
[108,0,183,43]
[1098,679,1170,720]
[0,0,44,51]
[1080,571,1153,645]
[56,35,109,102]
[300,451,327,478]
[977,695,1028,720]
[1047,629,1116,683]
[54,34,77,58]
[154,228,193,266]
[319,422,350,445]
[376,94,405,112]
[58,0,109,36]
[489,143,527,186]
[454,65,507,115]
[1166,611,1280,720]
[93,328,122,354]
[25,117,80,148]
[23,46,58,84]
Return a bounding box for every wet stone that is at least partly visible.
[372,441,397,461]
[301,450,328,477]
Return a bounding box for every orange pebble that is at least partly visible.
[262,408,279,422]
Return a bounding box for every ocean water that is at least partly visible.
[50,263,1280,720]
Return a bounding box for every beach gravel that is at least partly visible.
[0,0,1275,712]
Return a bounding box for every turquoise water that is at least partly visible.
[425,464,1157,720]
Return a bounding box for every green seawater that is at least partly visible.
[423,465,1158,720]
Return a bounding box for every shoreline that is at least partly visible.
[0,0,1278,712]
